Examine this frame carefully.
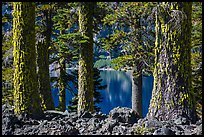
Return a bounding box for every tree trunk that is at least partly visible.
[13,2,42,115]
[132,66,142,117]
[77,2,94,113]
[147,2,195,122]
[58,58,66,111]
[57,29,67,112]
[131,16,143,118]
[36,9,54,110]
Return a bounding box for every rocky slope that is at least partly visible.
[2,104,202,135]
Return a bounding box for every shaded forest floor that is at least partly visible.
[2,103,202,135]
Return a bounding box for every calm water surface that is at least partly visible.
[51,70,153,117]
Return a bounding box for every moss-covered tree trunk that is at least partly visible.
[132,65,142,117]
[147,2,195,122]
[77,2,94,113]
[13,2,42,115]
[58,57,66,111]
[36,9,54,110]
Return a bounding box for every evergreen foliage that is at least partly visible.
[191,2,202,118]
[101,2,156,73]
[50,2,79,111]
[2,2,14,105]
[100,2,156,117]
[35,2,55,110]
[68,68,107,112]
[1,2,202,123]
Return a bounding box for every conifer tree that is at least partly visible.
[51,3,79,111]
[50,2,107,112]
[147,2,196,122]
[57,29,67,111]
[68,68,106,112]
[36,2,55,110]
[102,2,156,117]
[77,2,95,113]
[12,2,42,115]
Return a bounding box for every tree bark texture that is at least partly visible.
[77,2,94,113]
[13,2,42,115]
[132,66,142,117]
[36,9,54,110]
[131,16,143,118]
[147,2,195,122]
[58,58,66,111]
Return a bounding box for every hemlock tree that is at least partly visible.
[51,3,79,111]
[12,2,42,115]
[36,2,55,110]
[68,68,106,112]
[77,2,95,113]
[102,2,155,117]
[147,2,196,122]
[56,29,67,112]
[50,2,108,111]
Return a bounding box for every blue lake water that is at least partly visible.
[51,70,153,117]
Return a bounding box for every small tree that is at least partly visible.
[50,3,79,111]
[101,2,156,117]
[68,68,107,112]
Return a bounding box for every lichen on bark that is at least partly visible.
[77,2,94,113]
[147,2,195,122]
[36,9,54,110]
[13,2,42,115]
[58,58,66,111]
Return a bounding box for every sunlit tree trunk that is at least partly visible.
[36,9,54,110]
[147,2,196,122]
[13,2,42,115]
[77,2,94,113]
